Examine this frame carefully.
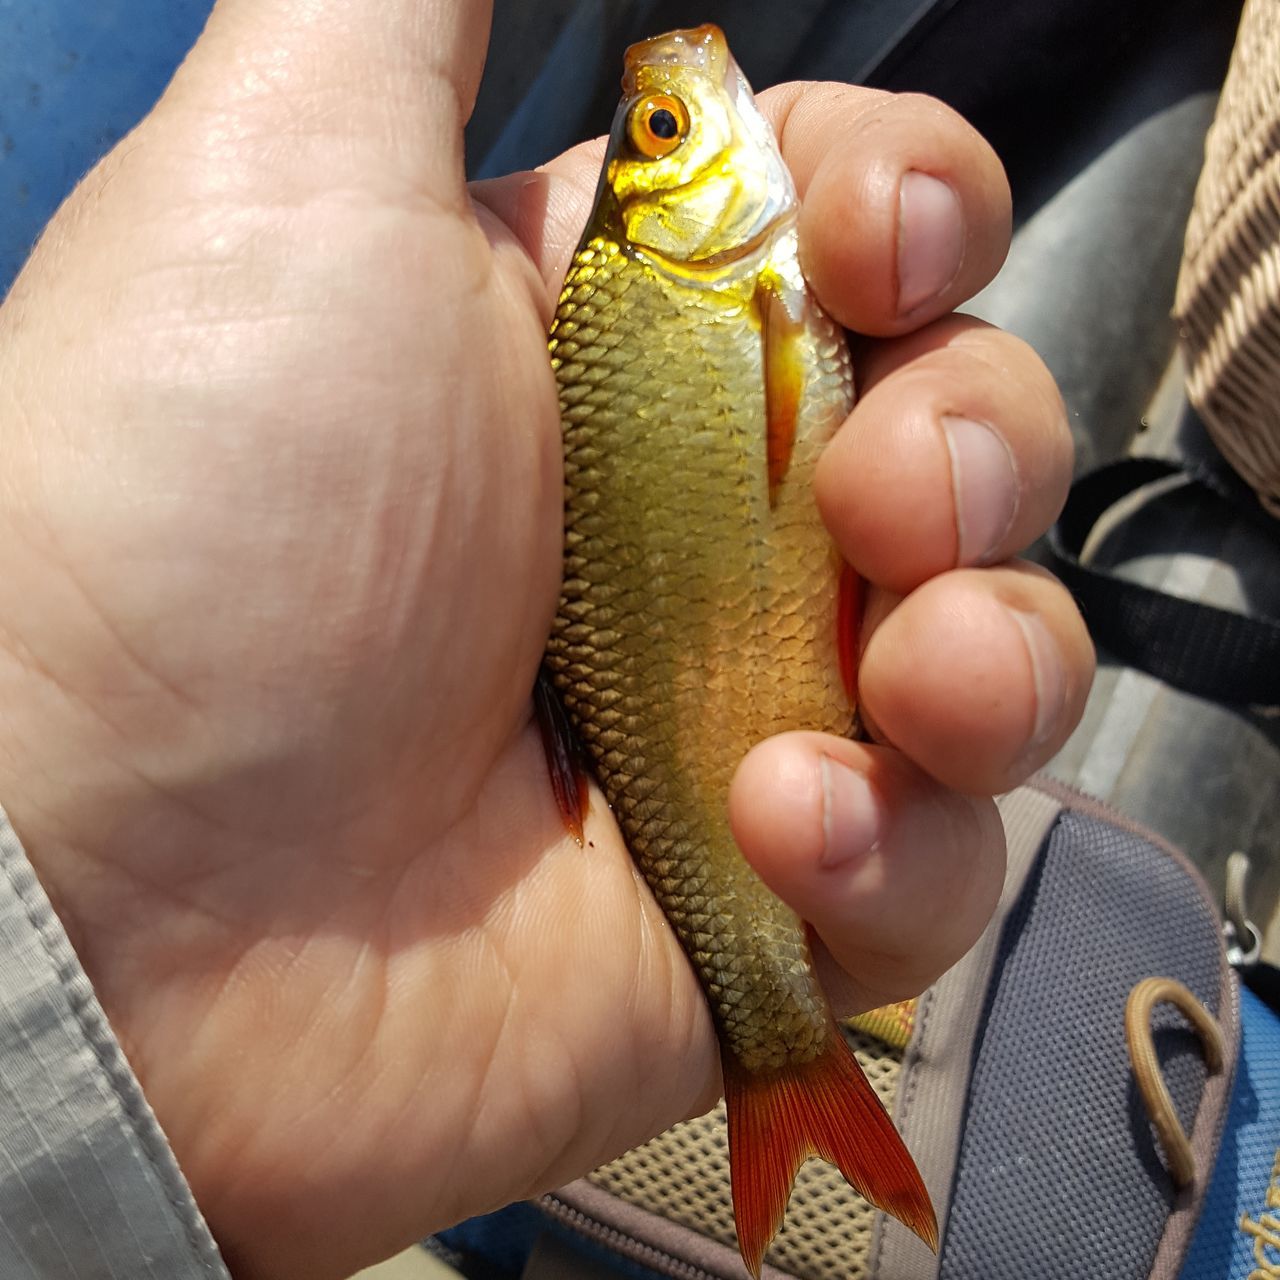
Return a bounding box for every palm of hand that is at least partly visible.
[0,90,712,1279]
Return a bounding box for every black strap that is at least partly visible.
[1046,457,1280,707]
[1244,962,1280,1015]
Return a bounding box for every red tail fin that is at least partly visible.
[723,1030,938,1277]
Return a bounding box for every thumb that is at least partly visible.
[157,0,492,202]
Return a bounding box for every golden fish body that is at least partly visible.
[544,26,935,1274]
[548,228,852,1070]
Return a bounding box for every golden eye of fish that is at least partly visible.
[627,94,689,159]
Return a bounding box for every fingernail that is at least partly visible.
[897,172,964,315]
[942,415,1019,565]
[1008,609,1067,764]
[819,757,887,868]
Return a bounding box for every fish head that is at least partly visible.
[596,25,795,267]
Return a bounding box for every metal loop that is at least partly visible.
[1223,851,1263,969]
[1224,917,1263,969]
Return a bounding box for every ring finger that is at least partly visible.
[817,314,1074,596]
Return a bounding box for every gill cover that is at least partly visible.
[602,25,795,265]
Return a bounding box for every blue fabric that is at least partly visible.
[435,1203,547,1277]
[1179,984,1280,1279]
[0,0,213,294]
[435,1202,665,1280]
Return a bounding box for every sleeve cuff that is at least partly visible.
[0,809,231,1279]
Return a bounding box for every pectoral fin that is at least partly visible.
[757,276,807,507]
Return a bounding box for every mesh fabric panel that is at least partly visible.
[940,811,1224,1280]
[587,1029,900,1280]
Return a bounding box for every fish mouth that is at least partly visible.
[622,24,729,94]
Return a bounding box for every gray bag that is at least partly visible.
[438,778,1241,1279]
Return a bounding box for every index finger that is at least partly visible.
[474,82,1011,333]
[764,83,1011,336]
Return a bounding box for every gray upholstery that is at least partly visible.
[940,810,1228,1279]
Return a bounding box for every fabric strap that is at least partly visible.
[1045,456,1280,707]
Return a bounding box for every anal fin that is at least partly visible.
[724,1029,938,1277]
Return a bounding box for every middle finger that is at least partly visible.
[817,314,1074,596]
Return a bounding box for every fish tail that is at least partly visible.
[723,1031,938,1277]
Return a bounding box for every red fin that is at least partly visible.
[724,1032,938,1278]
[837,561,862,709]
[757,279,806,506]
[533,669,589,845]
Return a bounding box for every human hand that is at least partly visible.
[0,2,1091,1277]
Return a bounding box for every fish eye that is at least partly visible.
[649,109,678,139]
[627,94,690,160]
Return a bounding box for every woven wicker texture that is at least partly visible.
[1175,0,1280,515]
[587,1028,901,1280]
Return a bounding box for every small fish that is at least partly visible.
[541,25,937,1276]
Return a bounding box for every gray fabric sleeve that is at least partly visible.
[0,809,231,1279]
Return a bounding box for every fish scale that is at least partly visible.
[546,232,852,1072]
